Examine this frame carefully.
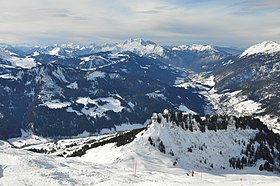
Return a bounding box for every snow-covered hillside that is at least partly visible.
[17,111,280,172]
[240,41,280,57]
[1,140,280,186]
[176,71,280,133]
[0,44,36,69]
[1,111,280,185]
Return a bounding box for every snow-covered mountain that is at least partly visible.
[1,111,280,185]
[26,44,91,58]
[17,39,166,59]
[240,41,280,57]
[92,38,166,57]
[11,111,280,174]
[0,39,279,138]
[0,40,279,137]
[172,44,217,52]
[0,43,36,71]
[78,51,182,85]
[0,63,207,139]
[162,43,233,71]
[206,43,280,132]
[0,39,237,74]
[2,123,280,186]
[0,39,280,184]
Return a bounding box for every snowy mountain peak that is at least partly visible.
[47,46,77,58]
[190,44,216,52]
[172,44,217,52]
[0,43,13,50]
[48,47,62,56]
[100,38,165,57]
[59,43,81,49]
[240,40,280,57]
[123,38,156,46]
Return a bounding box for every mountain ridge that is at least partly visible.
[19,110,280,173]
[240,41,280,57]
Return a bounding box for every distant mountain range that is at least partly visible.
[0,38,240,72]
[0,39,280,139]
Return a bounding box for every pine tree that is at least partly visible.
[159,141,166,153]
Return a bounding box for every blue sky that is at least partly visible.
[0,0,279,47]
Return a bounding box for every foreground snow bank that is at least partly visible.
[0,143,280,186]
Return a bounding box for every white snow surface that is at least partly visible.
[177,105,196,114]
[9,56,36,69]
[40,100,71,109]
[100,38,165,57]
[240,41,280,57]
[99,123,146,135]
[146,91,166,100]
[66,82,78,89]
[176,73,262,116]
[1,119,280,185]
[8,129,49,148]
[0,45,36,69]
[87,71,105,80]
[257,115,280,134]
[48,47,61,56]
[76,97,125,118]
[0,74,17,80]
[172,44,217,52]
[66,107,83,116]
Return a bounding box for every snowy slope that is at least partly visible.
[176,72,280,133]
[0,62,206,139]
[22,111,280,172]
[240,41,280,57]
[0,44,36,69]
[1,111,280,185]
[1,140,280,186]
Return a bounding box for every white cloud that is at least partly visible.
[0,0,279,47]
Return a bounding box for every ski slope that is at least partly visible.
[2,114,280,186]
[0,140,280,186]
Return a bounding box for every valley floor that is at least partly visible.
[0,141,279,186]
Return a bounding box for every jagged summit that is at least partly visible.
[240,41,280,57]
[123,38,157,46]
[99,38,165,57]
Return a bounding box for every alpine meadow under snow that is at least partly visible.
[1,39,280,185]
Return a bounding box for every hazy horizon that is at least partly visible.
[0,0,279,48]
